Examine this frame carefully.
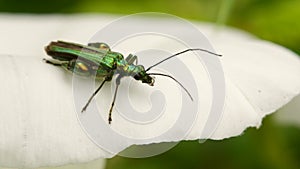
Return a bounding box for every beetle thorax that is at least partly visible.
[116,62,142,76]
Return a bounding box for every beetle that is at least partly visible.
[44,40,221,124]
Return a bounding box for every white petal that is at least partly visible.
[0,158,106,169]
[206,31,300,139]
[0,54,111,168]
[0,14,299,168]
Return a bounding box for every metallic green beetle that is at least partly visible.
[44,40,221,124]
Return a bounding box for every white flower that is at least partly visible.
[0,14,299,168]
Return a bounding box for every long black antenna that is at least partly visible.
[146,48,222,71]
[147,73,193,101]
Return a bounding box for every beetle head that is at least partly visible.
[133,65,155,86]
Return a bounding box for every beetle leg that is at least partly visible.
[125,54,138,65]
[43,58,66,66]
[88,42,111,51]
[81,79,108,112]
[81,74,113,113]
[108,75,122,124]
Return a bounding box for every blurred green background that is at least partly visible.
[0,0,299,54]
[1,0,299,168]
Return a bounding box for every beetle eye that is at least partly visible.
[134,74,141,80]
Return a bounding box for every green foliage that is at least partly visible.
[0,0,298,54]
[231,0,300,54]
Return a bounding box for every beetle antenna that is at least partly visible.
[147,73,193,101]
[146,48,222,71]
